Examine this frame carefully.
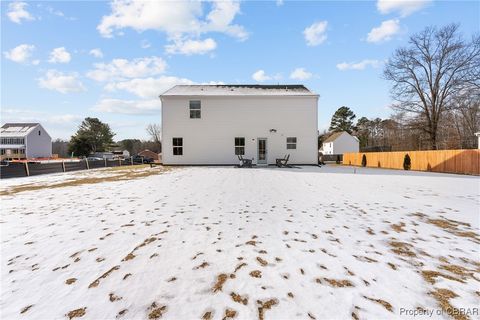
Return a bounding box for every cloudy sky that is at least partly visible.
[1,0,478,140]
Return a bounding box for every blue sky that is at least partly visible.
[1,0,479,140]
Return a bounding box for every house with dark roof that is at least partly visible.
[321,131,359,155]
[160,85,319,165]
[0,123,52,160]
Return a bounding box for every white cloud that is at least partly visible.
[89,48,103,58]
[303,21,328,46]
[97,0,247,40]
[7,2,35,24]
[93,98,161,115]
[48,47,71,63]
[377,0,431,17]
[165,38,217,55]
[367,19,400,43]
[276,0,284,6]
[38,70,86,94]
[290,68,313,80]
[252,70,271,82]
[1,108,82,138]
[336,59,383,71]
[86,56,167,82]
[3,44,35,64]
[104,76,195,99]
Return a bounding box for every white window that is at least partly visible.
[173,137,183,155]
[234,137,245,155]
[287,137,297,149]
[189,100,201,119]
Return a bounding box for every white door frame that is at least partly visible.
[257,138,267,165]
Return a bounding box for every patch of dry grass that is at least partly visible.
[427,218,479,243]
[212,274,228,293]
[0,166,170,196]
[429,288,468,320]
[316,278,354,287]
[230,292,248,305]
[66,307,86,319]
[20,305,33,314]
[364,296,393,312]
[256,257,268,266]
[257,299,278,320]
[439,264,474,279]
[147,303,167,319]
[421,270,465,285]
[249,270,262,278]
[391,222,406,233]
[88,265,120,288]
[202,311,213,320]
[222,308,237,319]
[234,262,247,273]
[389,241,416,257]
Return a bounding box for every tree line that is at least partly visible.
[321,24,479,151]
[52,118,162,158]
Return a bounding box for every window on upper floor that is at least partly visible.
[189,100,201,119]
[173,137,183,155]
[0,137,25,145]
[234,137,245,155]
[287,137,297,149]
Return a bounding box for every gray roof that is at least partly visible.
[323,131,359,143]
[161,85,318,97]
[0,123,40,137]
[323,131,345,143]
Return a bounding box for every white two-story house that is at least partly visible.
[160,85,319,165]
[0,123,52,160]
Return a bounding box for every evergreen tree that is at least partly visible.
[68,117,115,157]
[329,106,356,134]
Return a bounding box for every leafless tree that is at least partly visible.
[384,24,480,149]
[146,124,162,152]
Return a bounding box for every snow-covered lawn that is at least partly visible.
[1,165,479,320]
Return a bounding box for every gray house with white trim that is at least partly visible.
[0,123,52,160]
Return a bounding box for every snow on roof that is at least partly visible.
[161,85,318,97]
[0,123,39,137]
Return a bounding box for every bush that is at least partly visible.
[361,154,367,167]
[403,153,411,170]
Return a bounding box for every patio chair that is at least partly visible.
[237,155,253,168]
[276,154,291,167]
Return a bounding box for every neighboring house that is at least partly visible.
[138,149,160,161]
[476,132,480,149]
[113,149,130,159]
[160,85,319,165]
[322,131,359,155]
[0,123,52,160]
[91,151,114,159]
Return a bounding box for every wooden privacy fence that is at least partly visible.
[343,149,480,175]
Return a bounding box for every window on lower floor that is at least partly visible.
[234,137,245,155]
[287,137,297,149]
[173,137,183,155]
